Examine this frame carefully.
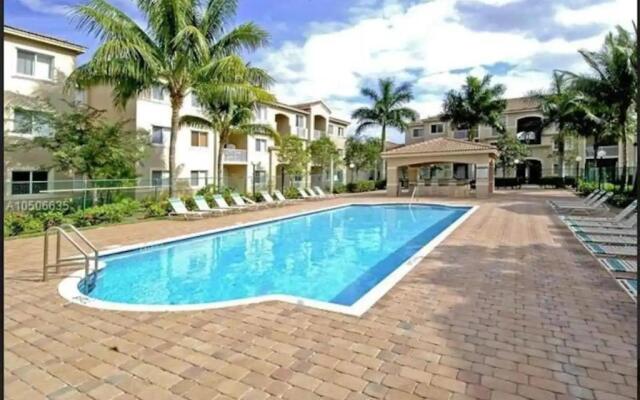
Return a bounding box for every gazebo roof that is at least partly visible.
[381,137,498,158]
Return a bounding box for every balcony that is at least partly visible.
[586,145,618,159]
[223,148,247,163]
[453,129,468,140]
[313,130,324,140]
[294,127,308,139]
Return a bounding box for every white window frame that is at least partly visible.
[328,124,335,135]
[151,125,169,146]
[150,170,170,187]
[430,123,444,134]
[150,85,167,102]
[11,108,53,137]
[338,127,344,137]
[10,170,49,195]
[295,115,305,127]
[190,93,201,108]
[412,128,424,138]
[255,138,267,152]
[190,170,208,186]
[16,48,54,81]
[190,130,208,148]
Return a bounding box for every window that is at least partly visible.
[412,128,424,138]
[453,129,468,140]
[553,164,560,175]
[11,170,48,195]
[191,93,201,108]
[151,85,166,101]
[253,170,266,185]
[430,123,444,134]
[17,49,53,80]
[190,170,208,186]
[255,105,268,121]
[516,117,542,145]
[338,127,344,137]
[151,170,169,186]
[255,138,267,152]
[328,124,335,135]
[13,109,52,136]
[151,126,169,145]
[296,115,305,127]
[190,131,208,147]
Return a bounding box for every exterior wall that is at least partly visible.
[3,31,83,202]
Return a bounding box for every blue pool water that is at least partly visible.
[81,204,469,306]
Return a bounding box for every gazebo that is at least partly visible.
[381,137,499,198]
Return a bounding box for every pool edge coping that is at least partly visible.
[58,201,478,316]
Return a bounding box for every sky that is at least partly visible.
[5,0,637,143]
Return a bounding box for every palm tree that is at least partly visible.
[532,71,580,177]
[351,78,418,179]
[66,0,269,195]
[564,25,637,185]
[441,75,507,140]
[181,101,279,189]
[351,79,418,152]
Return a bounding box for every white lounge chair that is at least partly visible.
[296,187,312,200]
[230,192,267,210]
[576,233,637,246]
[212,194,244,212]
[571,226,637,236]
[555,192,612,215]
[259,190,283,206]
[313,186,334,198]
[617,279,637,299]
[169,198,210,219]
[273,190,298,203]
[598,257,637,273]
[569,214,636,229]
[564,200,636,223]
[549,190,602,208]
[193,196,229,215]
[585,243,637,258]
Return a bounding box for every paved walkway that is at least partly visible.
[4,190,636,400]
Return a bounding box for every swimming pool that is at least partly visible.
[59,203,475,315]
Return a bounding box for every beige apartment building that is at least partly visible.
[3,25,85,202]
[406,96,634,183]
[3,26,350,204]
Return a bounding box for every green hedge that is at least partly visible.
[345,180,376,193]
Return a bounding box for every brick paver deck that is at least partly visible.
[4,190,637,400]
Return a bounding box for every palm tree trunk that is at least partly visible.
[217,133,226,189]
[380,123,386,180]
[169,96,183,197]
[621,130,627,188]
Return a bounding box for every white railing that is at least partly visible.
[223,148,247,162]
[453,129,468,140]
[294,127,308,138]
[313,130,323,139]
[585,145,618,158]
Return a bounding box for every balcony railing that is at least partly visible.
[585,145,618,159]
[223,148,247,162]
[294,127,308,138]
[313,130,324,139]
[453,129,468,140]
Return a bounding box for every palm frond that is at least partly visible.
[179,114,214,130]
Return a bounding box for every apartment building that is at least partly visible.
[406,96,634,183]
[3,25,85,201]
[3,25,350,201]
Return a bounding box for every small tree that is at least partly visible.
[277,136,310,187]
[17,105,148,180]
[308,136,340,187]
[345,136,381,179]
[495,131,529,178]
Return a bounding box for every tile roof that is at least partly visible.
[381,137,497,156]
[4,25,85,53]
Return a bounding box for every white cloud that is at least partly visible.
[17,0,69,15]
[256,0,636,140]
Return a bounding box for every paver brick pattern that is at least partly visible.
[4,190,637,399]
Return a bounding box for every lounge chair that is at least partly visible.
[193,196,229,215]
[598,257,637,273]
[617,279,637,299]
[568,214,636,229]
[555,192,612,215]
[585,243,637,258]
[296,187,313,200]
[212,194,244,212]
[563,200,636,223]
[571,226,637,236]
[313,186,334,198]
[230,192,267,210]
[259,190,284,206]
[549,190,602,208]
[169,198,210,219]
[576,233,637,246]
[273,190,299,203]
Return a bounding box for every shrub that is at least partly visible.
[4,213,42,237]
[356,180,375,192]
[333,183,346,194]
[609,192,635,208]
[283,186,300,199]
[538,176,565,188]
[375,179,386,190]
[70,200,140,227]
[180,195,196,211]
[346,182,357,193]
[495,178,522,188]
[143,199,170,218]
[34,211,69,230]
